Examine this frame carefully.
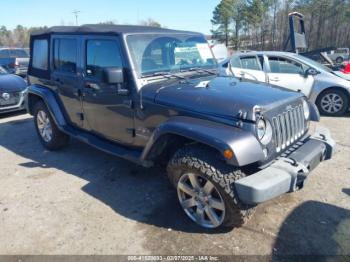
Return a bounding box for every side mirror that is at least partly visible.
[103,67,125,84]
[305,68,319,77]
[103,67,129,95]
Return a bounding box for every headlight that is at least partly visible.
[256,119,273,145]
[303,99,310,120]
[257,119,266,140]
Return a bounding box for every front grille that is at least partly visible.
[272,104,306,152]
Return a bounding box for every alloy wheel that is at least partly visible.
[177,172,225,228]
[36,110,53,142]
[320,93,344,114]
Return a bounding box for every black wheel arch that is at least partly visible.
[316,86,350,103]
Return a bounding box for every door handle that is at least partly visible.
[85,82,100,91]
[270,77,280,82]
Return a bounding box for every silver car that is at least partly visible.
[221,51,350,116]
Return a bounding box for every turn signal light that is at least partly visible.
[223,149,234,160]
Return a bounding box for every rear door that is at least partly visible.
[266,56,314,96]
[81,36,134,144]
[51,36,83,128]
[230,55,266,82]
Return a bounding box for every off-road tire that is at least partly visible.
[33,101,70,150]
[167,144,256,229]
[316,89,349,116]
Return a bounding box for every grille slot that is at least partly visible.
[272,105,306,153]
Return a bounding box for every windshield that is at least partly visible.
[294,54,333,73]
[126,34,216,77]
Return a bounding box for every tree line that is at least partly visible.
[0,25,48,48]
[0,19,161,48]
[211,0,350,51]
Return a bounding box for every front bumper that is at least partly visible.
[0,90,27,114]
[235,126,335,205]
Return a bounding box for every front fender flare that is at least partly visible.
[27,84,67,128]
[141,116,264,167]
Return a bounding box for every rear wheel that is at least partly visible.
[33,101,69,150]
[316,89,349,116]
[167,144,255,229]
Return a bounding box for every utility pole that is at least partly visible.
[73,10,81,26]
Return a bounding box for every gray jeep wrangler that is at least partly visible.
[26,25,335,229]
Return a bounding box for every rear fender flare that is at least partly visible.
[27,84,67,128]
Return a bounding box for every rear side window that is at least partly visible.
[54,38,77,73]
[231,56,241,68]
[240,56,261,70]
[86,39,123,79]
[32,39,48,70]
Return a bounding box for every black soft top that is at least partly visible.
[31,24,201,36]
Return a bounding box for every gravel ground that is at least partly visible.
[0,111,349,256]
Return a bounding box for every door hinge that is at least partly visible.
[77,113,84,121]
[127,128,136,137]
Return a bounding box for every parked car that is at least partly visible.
[26,25,334,229]
[221,51,350,116]
[0,65,27,114]
[326,48,349,64]
[0,47,30,76]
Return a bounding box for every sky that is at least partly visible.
[1,0,220,34]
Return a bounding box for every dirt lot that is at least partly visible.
[0,112,349,256]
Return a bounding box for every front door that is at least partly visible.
[81,36,134,144]
[266,56,314,97]
[51,36,83,127]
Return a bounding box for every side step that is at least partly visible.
[61,125,152,167]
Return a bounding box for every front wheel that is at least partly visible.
[33,101,70,150]
[316,89,349,116]
[167,145,255,229]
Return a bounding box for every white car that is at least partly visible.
[220,51,350,116]
[326,48,349,64]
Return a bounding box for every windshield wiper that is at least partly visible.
[142,71,187,80]
[186,67,217,75]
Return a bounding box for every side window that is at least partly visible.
[268,57,304,74]
[32,39,48,70]
[53,38,77,73]
[231,56,241,68]
[0,49,9,59]
[86,39,123,79]
[240,56,261,70]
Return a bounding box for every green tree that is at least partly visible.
[232,0,247,49]
[211,0,234,46]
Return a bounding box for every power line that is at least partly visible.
[73,10,81,26]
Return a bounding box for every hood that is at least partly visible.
[147,76,304,121]
[315,70,350,88]
[332,71,350,81]
[0,74,27,92]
